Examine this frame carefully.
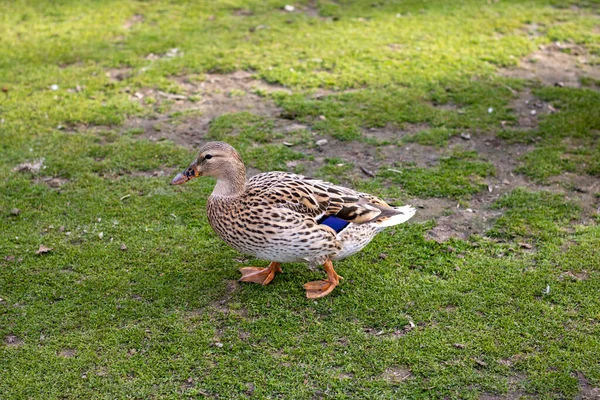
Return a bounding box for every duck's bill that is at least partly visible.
[171,162,199,185]
[171,172,188,185]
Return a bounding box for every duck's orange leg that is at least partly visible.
[239,262,282,286]
[304,260,342,299]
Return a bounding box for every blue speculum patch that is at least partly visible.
[318,215,350,233]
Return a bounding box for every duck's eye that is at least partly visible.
[204,154,213,160]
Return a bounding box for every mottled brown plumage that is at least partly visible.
[172,141,415,298]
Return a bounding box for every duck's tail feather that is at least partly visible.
[374,205,416,228]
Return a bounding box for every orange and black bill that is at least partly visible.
[171,161,199,185]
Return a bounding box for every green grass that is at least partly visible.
[1,0,600,398]
[508,87,600,183]
[380,150,495,199]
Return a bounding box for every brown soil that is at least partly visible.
[130,71,288,147]
[382,367,412,383]
[575,371,600,400]
[58,349,77,358]
[499,42,600,88]
[506,89,553,130]
[123,14,144,30]
[4,334,23,346]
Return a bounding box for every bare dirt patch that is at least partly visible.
[448,132,534,190]
[58,348,77,358]
[128,168,177,178]
[36,176,69,188]
[499,42,600,88]
[362,122,430,143]
[548,173,600,222]
[382,367,412,383]
[123,14,143,30]
[575,371,600,400]
[559,270,590,281]
[4,334,23,347]
[506,89,553,130]
[415,132,535,241]
[129,72,289,147]
[425,207,503,243]
[106,68,133,82]
[13,158,45,174]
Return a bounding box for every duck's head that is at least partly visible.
[171,142,246,193]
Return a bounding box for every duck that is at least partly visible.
[171,141,415,298]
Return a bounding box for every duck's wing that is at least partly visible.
[246,172,400,224]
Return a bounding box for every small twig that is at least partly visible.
[360,165,375,177]
[387,168,403,174]
[119,194,131,201]
[502,84,517,95]
[157,90,187,100]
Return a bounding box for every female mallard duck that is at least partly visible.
[172,141,415,298]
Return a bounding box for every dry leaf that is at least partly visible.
[36,245,53,255]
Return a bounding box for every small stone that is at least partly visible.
[10,208,20,216]
[555,82,565,87]
[315,139,328,146]
[98,232,104,239]
[487,107,493,113]
[530,110,537,116]
[379,253,388,260]
[473,358,487,367]
[460,132,471,140]
[120,243,127,251]
[454,343,465,349]
[214,342,224,348]
[318,115,327,121]
[283,4,295,12]
[50,84,59,91]
[466,208,473,213]
[283,142,294,147]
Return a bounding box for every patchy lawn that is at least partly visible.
[1,0,599,398]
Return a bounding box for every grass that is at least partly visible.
[1,0,600,398]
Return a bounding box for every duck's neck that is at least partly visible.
[211,165,246,197]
